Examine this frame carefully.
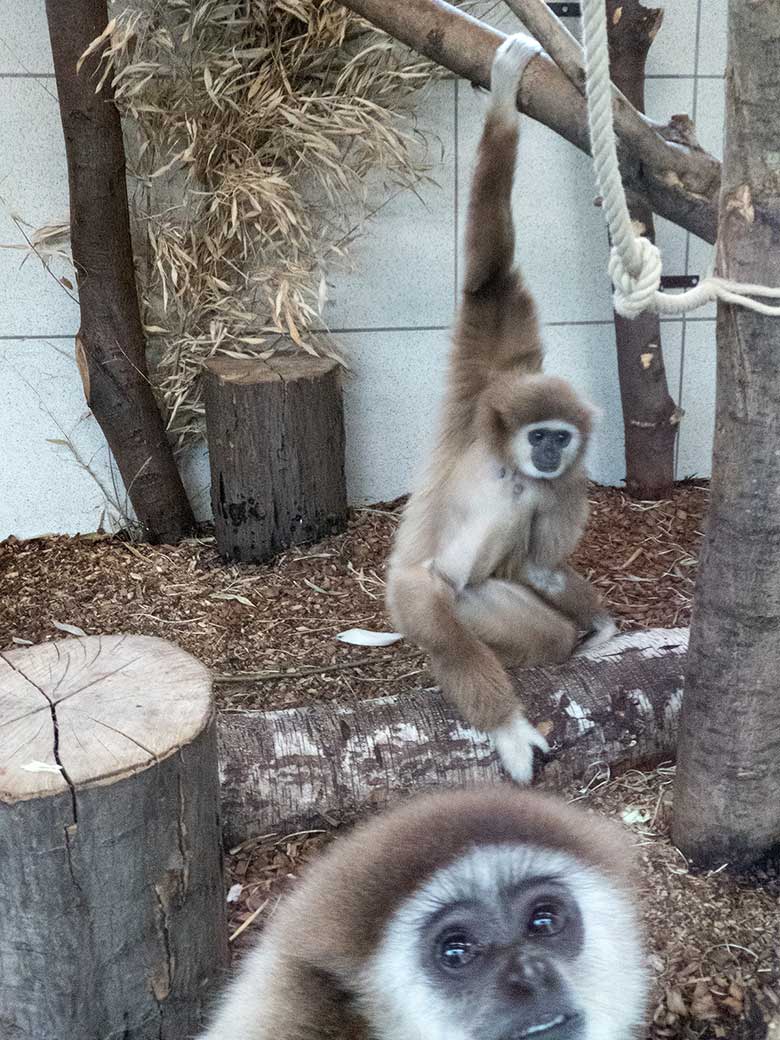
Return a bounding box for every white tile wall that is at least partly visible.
[0,1,53,75]
[324,81,457,331]
[337,328,452,504]
[0,78,79,338]
[698,0,728,78]
[0,340,117,537]
[677,320,717,479]
[0,0,728,537]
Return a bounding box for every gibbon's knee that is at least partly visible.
[386,563,469,662]
[455,578,578,668]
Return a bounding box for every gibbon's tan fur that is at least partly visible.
[386,36,613,782]
[197,787,648,1040]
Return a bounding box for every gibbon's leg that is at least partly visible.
[462,34,541,295]
[387,563,549,783]
[454,578,578,668]
[523,563,618,647]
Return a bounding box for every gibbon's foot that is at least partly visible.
[524,563,566,597]
[492,711,551,784]
[579,615,619,652]
[490,33,542,119]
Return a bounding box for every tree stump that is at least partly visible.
[217,628,687,844]
[204,353,347,562]
[0,635,228,1040]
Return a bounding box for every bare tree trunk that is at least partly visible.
[672,3,780,869]
[45,0,195,544]
[607,0,679,499]
[217,629,686,843]
[339,0,721,243]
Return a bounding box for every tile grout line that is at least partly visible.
[0,319,718,343]
[675,0,706,480]
[453,78,460,306]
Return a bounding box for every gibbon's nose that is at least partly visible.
[535,447,561,472]
[499,952,559,997]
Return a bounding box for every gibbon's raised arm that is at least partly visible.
[450,37,545,414]
[197,787,648,1040]
[386,34,616,785]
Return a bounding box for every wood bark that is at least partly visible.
[0,635,228,1039]
[204,353,347,563]
[672,3,780,869]
[607,0,679,498]
[45,0,195,544]
[338,0,721,243]
[217,628,686,844]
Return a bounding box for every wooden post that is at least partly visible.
[0,635,228,1039]
[217,628,686,844]
[204,353,347,563]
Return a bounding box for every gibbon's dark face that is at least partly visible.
[422,879,585,1040]
[527,427,574,475]
[514,420,582,480]
[367,840,645,1040]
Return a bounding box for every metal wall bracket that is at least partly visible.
[547,3,581,16]
[660,275,700,290]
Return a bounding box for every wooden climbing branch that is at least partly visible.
[337,0,720,243]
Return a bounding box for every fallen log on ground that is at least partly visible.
[217,627,687,844]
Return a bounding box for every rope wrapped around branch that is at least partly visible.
[580,0,780,319]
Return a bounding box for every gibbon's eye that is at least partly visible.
[527,903,566,937]
[528,429,545,445]
[437,931,481,970]
[555,430,572,447]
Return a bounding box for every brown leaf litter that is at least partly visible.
[0,482,706,711]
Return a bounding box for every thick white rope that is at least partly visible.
[580,0,780,319]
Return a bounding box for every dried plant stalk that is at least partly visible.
[97,0,441,443]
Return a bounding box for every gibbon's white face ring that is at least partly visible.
[512,420,582,480]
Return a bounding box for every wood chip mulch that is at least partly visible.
[4,479,780,1038]
[0,481,706,711]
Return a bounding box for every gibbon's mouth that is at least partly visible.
[506,1011,583,1039]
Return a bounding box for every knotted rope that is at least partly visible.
[580,0,780,319]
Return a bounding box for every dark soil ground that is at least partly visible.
[4,480,779,1038]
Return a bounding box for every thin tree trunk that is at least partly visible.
[672,3,780,869]
[338,0,721,243]
[45,0,195,543]
[607,0,679,498]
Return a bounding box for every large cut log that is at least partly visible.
[217,628,687,844]
[204,353,347,563]
[0,635,228,1040]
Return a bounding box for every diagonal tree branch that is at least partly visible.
[340,0,720,243]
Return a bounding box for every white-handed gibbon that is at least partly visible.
[197,786,648,1040]
[386,35,616,784]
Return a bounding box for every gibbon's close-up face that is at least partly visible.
[371,843,646,1040]
[511,420,583,480]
